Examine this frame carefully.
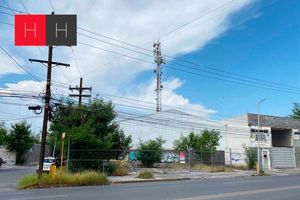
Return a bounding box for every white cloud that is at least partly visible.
[1,80,45,93]
[124,77,216,117]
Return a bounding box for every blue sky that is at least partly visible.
[163,0,300,118]
[0,0,299,129]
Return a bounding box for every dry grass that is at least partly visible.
[137,171,154,179]
[113,160,129,176]
[17,171,108,189]
[157,163,234,173]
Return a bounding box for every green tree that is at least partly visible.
[174,130,221,162]
[290,103,300,119]
[6,121,36,164]
[49,98,132,170]
[0,122,7,146]
[138,137,165,167]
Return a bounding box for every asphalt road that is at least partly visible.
[0,166,35,192]
[0,167,300,200]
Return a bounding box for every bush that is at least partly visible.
[104,162,118,175]
[17,171,108,189]
[114,161,129,176]
[104,161,129,176]
[138,137,165,167]
[244,147,257,169]
[137,171,154,179]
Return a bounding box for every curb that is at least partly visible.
[111,177,190,184]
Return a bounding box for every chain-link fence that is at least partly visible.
[64,148,253,173]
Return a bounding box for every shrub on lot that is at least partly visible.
[17,171,108,189]
[138,137,165,167]
[137,171,154,179]
[104,160,129,176]
[244,147,257,169]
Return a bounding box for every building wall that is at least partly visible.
[120,110,223,149]
[222,114,250,165]
[294,131,300,168]
[23,144,51,165]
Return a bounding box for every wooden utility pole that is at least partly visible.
[29,46,70,176]
[69,77,92,106]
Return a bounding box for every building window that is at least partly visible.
[250,128,268,142]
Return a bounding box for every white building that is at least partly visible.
[223,113,300,169]
[120,109,223,149]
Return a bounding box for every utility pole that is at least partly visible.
[69,77,92,107]
[257,98,266,174]
[29,46,70,176]
[153,40,165,112]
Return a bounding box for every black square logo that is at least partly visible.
[46,15,77,46]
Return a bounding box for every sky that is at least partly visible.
[0,0,299,135]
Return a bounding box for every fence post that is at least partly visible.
[229,148,232,169]
[66,138,70,172]
[210,148,213,169]
[188,148,191,174]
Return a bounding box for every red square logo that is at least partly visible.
[15,15,46,46]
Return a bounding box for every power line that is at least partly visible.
[0,5,26,14]
[0,20,13,26]
[0,116,43,122]
[78,28,300,91]
[76,41,300,94]
[4,3,298,93]
[0,46,44,84]
[20,0,30,13]
[160,0,236,39]
[0,11,13,16]
[48,0,55,12]
[2,0,15,15]
[48,87,255,126]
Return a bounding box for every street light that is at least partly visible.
[257,98,266,174]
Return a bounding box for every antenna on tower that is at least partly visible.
[153,40,165,112]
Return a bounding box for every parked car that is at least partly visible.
[36,157,56,173]
[0,157,7,167]
[36,157,67,173]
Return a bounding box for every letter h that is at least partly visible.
[55,23,68,38]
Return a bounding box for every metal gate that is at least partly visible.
[271,147,295,168]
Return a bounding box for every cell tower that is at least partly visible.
[153,40,165,112]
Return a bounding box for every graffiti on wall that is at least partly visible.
[161,152,179,163]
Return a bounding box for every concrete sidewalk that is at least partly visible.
[109,169,254,184]
[109,167,300,184]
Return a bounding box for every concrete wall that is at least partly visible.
[222,114,250,165]
[294,132,300,168]
[120,109,223,149]
[0,146,16,165]
[23,144,51,165]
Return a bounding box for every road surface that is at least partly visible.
[0,170,299,200]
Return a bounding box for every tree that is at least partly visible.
[138,137,165,167]
[6,121,36,164]
[173,132,200,151]
[0,122,7,146]
[290,103,300,119]
[174,130,221,163]
[49,98,132,170]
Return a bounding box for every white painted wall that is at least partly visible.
[120,109,224,149]
[222,115,251,165]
